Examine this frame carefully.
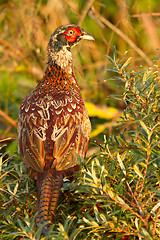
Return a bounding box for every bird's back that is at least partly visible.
[18,63,91,174]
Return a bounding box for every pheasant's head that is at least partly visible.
[47,24,94,70]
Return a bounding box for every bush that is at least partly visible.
[0,50,160,239]
[66,50,160,239]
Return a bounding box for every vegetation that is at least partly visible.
[0,0,160,239]
[1,48,160,239]
[1,0,160,144]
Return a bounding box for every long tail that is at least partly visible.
[36,170,63,235]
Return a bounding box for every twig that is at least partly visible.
[89,7,154,66]
[137,153,149,200]
[78,0,95,24]
[113,193,148,228]
[130,12,160,18]
[0,38,31,68]
[152,206,160,237]
[125,179,145,218]
[0,109,17,129]
[0,137,16,144]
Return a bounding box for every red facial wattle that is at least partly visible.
[63,27,81,43]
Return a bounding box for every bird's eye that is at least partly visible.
[68,29,74,35]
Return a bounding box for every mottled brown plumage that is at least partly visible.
[17,24,94,234]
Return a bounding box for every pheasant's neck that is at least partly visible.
[47,46,73,75]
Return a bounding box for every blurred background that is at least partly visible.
[0,0,160,154]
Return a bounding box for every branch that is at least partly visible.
[89,7,154,66]
[78,0,95,24]
[0,109,17,129]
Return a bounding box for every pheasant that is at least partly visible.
[17,24,94,234]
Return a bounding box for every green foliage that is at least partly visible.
[1,0,160,145]
[68,52,160,239]
[0,50,160,239]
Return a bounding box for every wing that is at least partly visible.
[18,109,46,173]
[18,92,91,173]
[51,109,90,171]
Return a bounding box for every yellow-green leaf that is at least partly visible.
[140,121,150,135]
[133,164,143,179]
[120,57,133,71]
[85,102,119,120]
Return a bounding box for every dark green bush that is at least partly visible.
[68,50,160,239]
[0,50,160,239]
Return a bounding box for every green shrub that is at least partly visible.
[0,50,160,239]
[66,50,160,239]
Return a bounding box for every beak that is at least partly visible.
[80,30,95,41]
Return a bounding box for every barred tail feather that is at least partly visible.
[36,170,63,235]
[49,174,63,221]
